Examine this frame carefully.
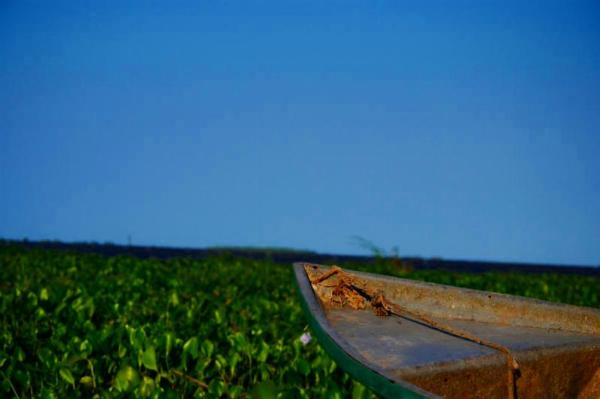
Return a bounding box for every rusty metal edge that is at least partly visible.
[344,266,600,334]
[293,262,437,399]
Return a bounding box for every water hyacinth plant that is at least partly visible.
[0,243,598,398]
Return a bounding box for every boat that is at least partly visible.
[293,263,600,398]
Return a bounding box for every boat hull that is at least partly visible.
[294,263,600,399]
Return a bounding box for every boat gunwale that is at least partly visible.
[293,262,435,399]
[294,262,600,398]
[312,263,600,335]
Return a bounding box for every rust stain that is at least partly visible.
[307,265,390,316]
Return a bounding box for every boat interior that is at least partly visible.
[297,263,600,399]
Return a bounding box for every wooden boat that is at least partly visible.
[293,263,600,398]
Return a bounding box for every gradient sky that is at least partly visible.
[1,1,599,265]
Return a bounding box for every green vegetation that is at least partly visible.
[1,245,598,398]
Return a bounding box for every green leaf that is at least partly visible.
[79,339,92,357]
[352,381,367,399]
[37,347,57,369]
[169,292,179,306]
[80,376,94,387]
[182,337,198,359]
[209,379,226,397]
[214,354,227,371]
[35,307,46,318]
[200,340,214,358]
[130,328,146,351]
[115,365,140,392]
[214,309,223,324]
[165,332,175,357]
[229,386,244,398]
[296,358,310,376]
[14,369,31,389]
[142,346,158,371]
[15,346,26,362]
[140,376,156,397]
[229,332,248,352]
[118,344,127,358]
[59,368,75,385]
[27,292,38,307]
[251,380,277,399]
[257,341,269,363]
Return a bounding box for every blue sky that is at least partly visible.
[1,1,599,265]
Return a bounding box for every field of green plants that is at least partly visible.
[1,244,599,398]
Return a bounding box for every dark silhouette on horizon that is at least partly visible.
[2,238,598,276]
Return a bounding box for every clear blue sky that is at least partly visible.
[1,1,599,265]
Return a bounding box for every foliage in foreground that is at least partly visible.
[0,245,598,398]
